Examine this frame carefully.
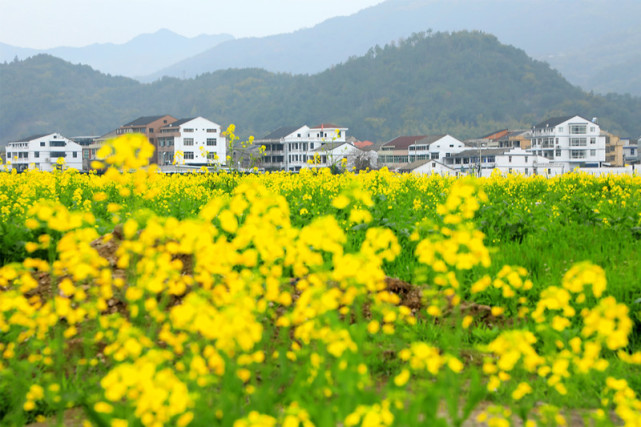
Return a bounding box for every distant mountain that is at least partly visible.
[543,27,641,96]
[0,29,233,78]
[2,31,640,145]
[145,0,641,96]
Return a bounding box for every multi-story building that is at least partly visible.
[528,116,606,167]
[496,130,531,150]
[602,131,625,166]
[157,117,226,167]
[378,135,466,168]
[254,123,349,171]
[377,135,427,168]
[494,147,564,177]
[442,148,508,175]
[116,115,177,164]
[4,133,82,172]
[622,138,639,164]
[407,135,466,162]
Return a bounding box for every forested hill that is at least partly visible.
[2,31,640,144]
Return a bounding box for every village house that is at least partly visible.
[253,124,352,171]
[4,133,82,172]
[115,115,177,165]
[378,134,467,169]
[156,117,226,167]
[398,159,459,176]
[442,147,508,175]
[622,138,639,164]
[602,130,625,167]
[527,115,606,167]
[494,147,564,177]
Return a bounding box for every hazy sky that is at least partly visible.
[0,0,385,48]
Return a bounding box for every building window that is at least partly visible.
[149,128,154,133]
[40,142,45,147]
[558,127,563,132]
[184,128,194,133]
[590,127,595,132]
[207,152,217,160]
[556,149,561,157]
[73,152,78,158]
[206,138,216,146]
[570,150,586,159]
[184,138,194,146]
[50,140,66,147]
[50,152,66,158]
[525,156,528,163]
[184,152,194,160]
[590,138,596,144]
[570,124,587,134]
[590,149,596,156]
[525,168,529,175]
[570,138,587,147]
[508,156,512,163]
[207,129,217,133]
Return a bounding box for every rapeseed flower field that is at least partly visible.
[0,133,640,426]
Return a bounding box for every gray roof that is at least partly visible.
[450,148,509,158]
[123,115,169,127]
[313,142,351,152]
[532,116,575,130]
[13,133,51,142]
[414,135,448,145]
[262,126,302,140]
[362,141,387,152]
[399,159,454,172]
[161,118,195,129]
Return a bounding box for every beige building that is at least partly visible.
[115,115,177,164]
[603,130,625,166]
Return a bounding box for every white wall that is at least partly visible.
[174,117,226,165]
[5,133,82,172]
[528,116,605,165]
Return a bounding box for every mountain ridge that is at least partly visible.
[143,0,641,95]
[1,31,640,146]
[0,29,233,78]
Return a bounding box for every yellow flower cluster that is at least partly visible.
[1,133,641,426]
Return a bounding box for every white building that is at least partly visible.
[622,138,639,164]
[307,141,366,170]
[528,115,606,167]
[399,159,459,176]
[157,117,226,166]
[408,134,467,162]
[4,133,82,172]
[255,123,349,171]
[494,148,564,177]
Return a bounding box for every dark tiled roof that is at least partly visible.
[532,116,575,130]
[161,118,195,129]
[506,130,529,138]
[123,115,169,127]
[415,135,448,145]
[14,133,51,142]
[382,135,428,150]
[261,126,301,140]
